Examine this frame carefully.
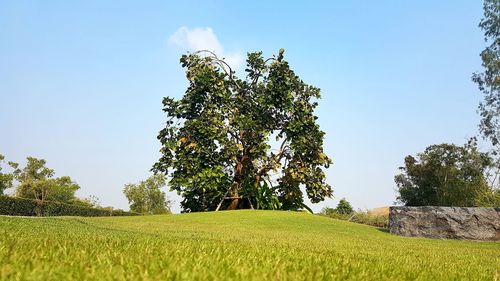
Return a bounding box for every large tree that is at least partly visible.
[11,157,80,203]
[123,174,171,214]
[153,49,332,212]
[394,141,498,207]
[473,0,500,147]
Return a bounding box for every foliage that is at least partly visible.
[0,154,14,195]
[334,198,354,214]
[394,141,499,207]
[123,174,171,214]
[0,195,139,217]
[154,49,332,212]
[320,207,388,228]
[319,198,353,216]
[0,195,37,216]
[475,187,500,207]
[68,198,95,208]
[319,206,337,216]
[472,0,500,147]
[254,180,281,210]
[348,210,389,228]
[69,195,101,208]
[0,211,498,280]
[11,157,80,204]
[45,176,80,203]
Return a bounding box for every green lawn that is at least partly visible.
[0,210,498,280]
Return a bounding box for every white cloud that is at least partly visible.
[169,26,244,70]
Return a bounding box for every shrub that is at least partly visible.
[319,208,389,228]
[349,210,389,228]
[320,198,354,217]
[0,195,140,217]
[0,196,38,216]
[320,207,336,216]
[68,198,95,208]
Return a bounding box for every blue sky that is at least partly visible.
[0,1,487,213]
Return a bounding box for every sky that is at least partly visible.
[0,1,488,213]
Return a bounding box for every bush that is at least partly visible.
[475,188,500,207]
[319,199,354,217]
[319,208,389,228]
[349,210,389,228]
[0,195,140,217]
[0,196,38,216]
[68,198,95,208]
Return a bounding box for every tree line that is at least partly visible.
[0,155,95,207]
[0,154,171,215]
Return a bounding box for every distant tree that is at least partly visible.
[153,49,332,212]
[123,174,171,214]
[394,141,497,207]
[472,0,500,147]
[12,157,54,202]
[0,154,14,195]
[12,157,80,204]
[335,198,354,214]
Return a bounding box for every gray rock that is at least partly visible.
[389,206,500,241]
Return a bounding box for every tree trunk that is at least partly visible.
[228,194,239,210]
[227,181,240,210]
[228,159,244,210]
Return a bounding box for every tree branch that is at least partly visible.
[192,50,241,90]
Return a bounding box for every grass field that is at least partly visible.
[1,210,499,280]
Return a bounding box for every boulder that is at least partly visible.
[389,206,500,241]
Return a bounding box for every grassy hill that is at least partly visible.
[0,210,498,280]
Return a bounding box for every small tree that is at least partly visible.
[394,141,497,207]
[154,49,332,212]
[335,198,353,214]
[123,174,171,214]
[0,154,14,195]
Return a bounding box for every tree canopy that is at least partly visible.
[473,0,500,147]
[153,49,332,212]
[123,174,171,214]
[394,141,499,207]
